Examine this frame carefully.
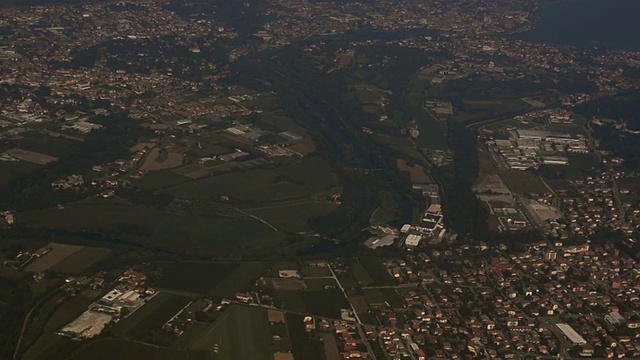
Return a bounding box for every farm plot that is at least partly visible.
[358,257,395,286]
[397,159,431,184]
[48,246,111,274]
[156,262,239,294]
[70,339,189,360]
[499,169,550,194]
[178,305,273,360]
[24,243,84,273]
[7,148,58,165]
[157,262,270,299]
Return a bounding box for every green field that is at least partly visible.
[499,170,550,194]
[112,292,191,338]
[23,334,80,360]
[49,246,112,274]
[175,305,273,360]
[304,278,339,291]
[70,339,190,360]
[170,323,209,349]
[246,200,337,232]
[20,204,286,251]
[301,290,350,318]
[156,262,238,294]
[164,157,337,203]
[382,288,406,308]
[0,161,41,185]
[358,256,395,286]
[16,134,76,158]
[273,289,349,318]
[23,293,98,360]
[157,262,270,298]
[286,313,325,360]
[540,153,599,180]
[208,262,271,299]
[131,170,188,189]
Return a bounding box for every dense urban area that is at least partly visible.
[2,0,640,359]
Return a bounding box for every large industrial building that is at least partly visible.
[556,323,587,345]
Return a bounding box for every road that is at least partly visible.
[612,178,626,224]
[327,264,378,360]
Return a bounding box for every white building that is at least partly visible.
[556,323,586,345]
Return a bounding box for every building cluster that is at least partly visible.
[58,269,155,340]
[2,245,49,269]
[51,174,84,190]
[352,239,640,359]
[399,204,447,249]
[163,298,214,337]
[306,317,373,359]
[0,210,15,227]
[555,170,640,238]
[484,128,588,171]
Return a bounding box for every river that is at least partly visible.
[517,0,640,51]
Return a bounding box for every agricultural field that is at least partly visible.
[48,246,112,274]
[174,305,273,360]
[273,289,349,318]
[111,292,191,338]
[540,153,599,180]
[300,265,332,278]
[164,157,337,204]
[397,159,431,184]
[382,288,406,309]
[304,278,338,291]
[347,83,387,114]
[499,170,551,194]
[0,161,41,186]
[22,334,80,360]
[246,200,337,233]
[26,243,109,275]
[156,262,238,294]
[20,204,286,251]
[358,256,395,286]
[22,292,99,360]
[286,313,325,360]
[157,262,271,298]
[6,148,58,165]
[131,170,188,189]
[16,134,76,158]
[350,262,374,286]
[69,339,190,360]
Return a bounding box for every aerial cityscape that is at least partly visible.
[2,0,640,359]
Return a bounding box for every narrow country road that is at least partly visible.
[14,282,70,360]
